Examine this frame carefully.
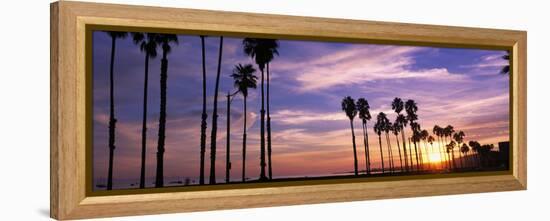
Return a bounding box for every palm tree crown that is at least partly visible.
[242,38,279,71]
[356,98,372,122]
[231,64,258,97]
[341,96,357,120]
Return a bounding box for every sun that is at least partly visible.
[428,153,443,163]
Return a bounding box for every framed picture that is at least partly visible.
[50,1,527,220]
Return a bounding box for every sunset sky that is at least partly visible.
[92,31,509,188]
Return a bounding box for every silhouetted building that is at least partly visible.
[498,141,510,170]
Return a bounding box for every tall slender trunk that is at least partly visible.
[378,135,384,173]
[395,134,403,172]
[209,37,224,184]
[266,63,273,180]
[155,48,169,188]
[361,121,370,174]
[107,36,117,190]
[225,93,231,183]
[385,133,394,173]
[458,144,464,169]
[242,96,248,182]
[259,66,267,181]
[437,136,444,170]
[199,36,208,185]
[413,141,420,171]
[139,52,150,189]
[408,138,414,171]
[350,120,359,176]
[401,129,408,172]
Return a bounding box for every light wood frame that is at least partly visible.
[50,1,527,220]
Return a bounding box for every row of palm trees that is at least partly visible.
[342,96,495,175]
[102,30,279,189]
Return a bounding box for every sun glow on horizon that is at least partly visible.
[427,152,443,163]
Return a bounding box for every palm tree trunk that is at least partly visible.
[385,133,394,173]
[139,52,150,189]
[408,138,414,171]
[364,122,371,175]
[361,121,370,174]
[437,136,444,170]
[259,66,267,181]
[209,37,224,185]
[266,63,273,180]
[225,93,231,183]
[401,129,408,172]
[199,36,208,185]
[395,134,403,172]
[378,135,384,173]
[107,36,117,190]
[155,49,168,188]
[414,141,420,171]
[350,120,359,176]
[242,96,247,182]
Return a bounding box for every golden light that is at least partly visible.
[428,153,443,163]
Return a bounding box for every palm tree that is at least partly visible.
[501,51,510,75]
[242,38,279,181]
[105,31,127,190]
[392,98,409,171]
[405,99,419,171]
[374,113,385,173]
[131,32,158,189]
[444,125,455,169]
[356,98,372,174]
[460,143,470,168]
[433,125,446,169]
[383,120,395,173]
[198,35,208,185]
[155,34,178,188]
[427,135,435,169]
[420,129,429,169]
[395,114,409,171]
[410,122,421,171]
[231,64,258,182]
[446,141,456,170]
[341,96,359,176]
[469,141,482,168]
[209,36,224,184]
[391,121,404,172]
[453,131,465,169]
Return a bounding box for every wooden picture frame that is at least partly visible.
[50,1,527,220]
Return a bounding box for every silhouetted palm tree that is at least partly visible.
[501,51,510,75]
[131,32,158,189]
[405,99,420,171]
[410,122,421,171]
[356,98,372,174]
[242,38,279,180]
[433,125,446,169]
[198,35,208,185]
[374,113,385,173]
[392,98,409,171]
[155,34,178,188]
[104,31,127,190]
[453,130,465,169]
[209,36,224,184]
[231,64,258,182]
[420,129,429,169]
[427,135,435,169]
[446,140,456,169]
[383,120,395,172]
[444,125,455,169]
[460,143,470,168]
[391,121,404,172]
[469,141,482,168]
[341,96,359,176]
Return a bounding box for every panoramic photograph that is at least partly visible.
[91,31,511,191]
